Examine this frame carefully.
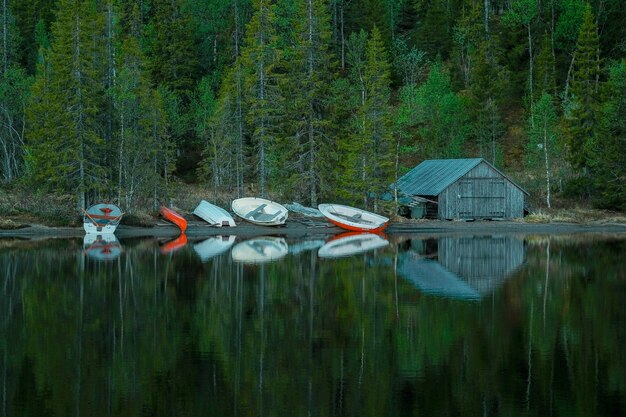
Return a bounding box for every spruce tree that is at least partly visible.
[591,60,626,210]
[566,3,600,172]
[535,32,557,101]
[416,61,469,159]
[109,4,163,211]
[241,0,282,197]
[277,0,335,205]
[146,0,201,99]
[26,0,105,210]
[341,27,393,208]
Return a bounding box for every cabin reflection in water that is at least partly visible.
[398,235,525,300]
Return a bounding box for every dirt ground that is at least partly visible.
[1,215,625,239]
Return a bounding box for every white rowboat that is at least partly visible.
[231,197,288,226]
[318,204,388,232]
[193,200,236,227]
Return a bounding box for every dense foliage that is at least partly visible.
[1,0,624,211]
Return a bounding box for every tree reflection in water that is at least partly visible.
[0,234,624,416]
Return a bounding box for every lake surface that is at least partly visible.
[1,232,625,417]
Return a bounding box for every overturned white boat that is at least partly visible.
[193,200,236,227]
[193,235,236,262]
[83,203,123,234]
[231,237,288,263]
[318,232,389,259]
[232,197,288,226]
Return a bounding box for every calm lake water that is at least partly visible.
[1,232,625,417]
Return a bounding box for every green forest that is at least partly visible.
[0,0,625,214]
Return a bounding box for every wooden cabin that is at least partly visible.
[393,158,528,220]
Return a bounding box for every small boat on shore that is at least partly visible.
[193,200,236,227]
[231,197,288,226]
[318,232,389,258]
[83,203,123,234]
[160,206,187,232]
[231,237,288,263]
[318,204,388,232]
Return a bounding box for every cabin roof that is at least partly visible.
[393,158,529,196]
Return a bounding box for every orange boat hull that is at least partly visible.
[326,217,388,233]
[160,206,187,232]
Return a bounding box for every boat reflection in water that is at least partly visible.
[193,235,236,262]
[398,235,525,300]
[318,232,389,258]
[83,233,123,261]
[287,239,325,255]
[160,233,188,255]
[231,236,288,263]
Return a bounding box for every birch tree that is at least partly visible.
[0,0,29,182]
[528,93,559,208]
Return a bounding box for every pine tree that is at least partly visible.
[566,3,600,172]
[11,0,56,73]
[277,0,335,205]
[26,0,106,210]
[340,27,393,208]
[535,32,557,101]
[590,60,626,210]
[469,39,508,167]
[146,0,201,99]
[109,4,163,211]
[241,0,282,197]
[416,61,470,159]
[503,0,539,126]
[415,0,454,59]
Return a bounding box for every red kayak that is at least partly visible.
[160,206,187,232]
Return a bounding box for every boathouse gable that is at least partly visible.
[393,158,528,220]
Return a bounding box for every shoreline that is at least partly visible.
[2,217,626,239]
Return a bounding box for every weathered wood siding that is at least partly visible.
[438,161,525,219]
[438,235,525,295]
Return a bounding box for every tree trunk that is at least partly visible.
[234,0,244,197]
[2,0,7,74]
[527,23,534,128]
[75,15,86,211]
[564,53,575,99]
[307,0,317,206]
[393,138,400,212]
[340,0,345,70]
[118,111,125,206]
[483,0,489,35]
[543,118,551,208]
